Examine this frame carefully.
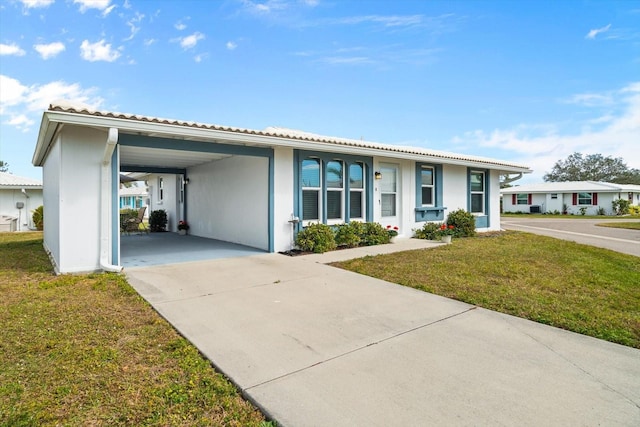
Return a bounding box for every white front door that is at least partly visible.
[379,163,400,226]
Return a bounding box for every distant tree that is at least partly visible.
[0,160,8,172]
[544,152,640,184]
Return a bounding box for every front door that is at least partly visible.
[379,163,400,227]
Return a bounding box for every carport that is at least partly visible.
[120,233,265,268]
[116,132,274,266]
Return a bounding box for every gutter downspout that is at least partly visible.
[100,127,123,273]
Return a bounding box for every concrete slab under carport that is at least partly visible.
[120,232,265,268]
[125,240,640,426]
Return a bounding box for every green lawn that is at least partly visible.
[597,222,640,230]
[0,232,270,427]
[333,231,640,348]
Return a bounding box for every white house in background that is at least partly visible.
[0,171,44,232]
[501,181,640,215]
[119,184,149,215]
[32,103,531,273]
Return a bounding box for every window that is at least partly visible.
[380,166,397,217]
[302,158,321,221]
[158,177,164,201]
[470,171,485,214]
[298,153,371,224]
[516,194,529,205]
[551,193,558,200]
[421,166,434,206]
[326,160,344,221]
[349,163,365,220]
[578,192,593,205]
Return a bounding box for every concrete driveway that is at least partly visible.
[125,238,640,426]
[501,217,640,257]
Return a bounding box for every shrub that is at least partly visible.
[596,206,606,216]
[445,209,476,237]
[32,205,44,231]
[579,207,587,216]
[629,205,640,216]
[612,199,630,215]
[295,222,336,253]
[414,222,441,240]
[361,222,391,246]
[149,209,168,232]
[335,221,365,248]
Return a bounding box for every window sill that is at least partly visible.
[414,206,446,222]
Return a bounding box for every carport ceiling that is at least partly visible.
[120,146,232,169]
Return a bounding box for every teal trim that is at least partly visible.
[415,162,445,222]
[294,150,373,226]
[111,148,119,265]
[119,134,272,158]
[268,154,274,252]
[467,168,490,228]
[121,165,186,175]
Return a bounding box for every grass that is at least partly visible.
[597,222,640,230]
[333,231,640,348]
[0,232,270,427]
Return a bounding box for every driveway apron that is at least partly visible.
[125,240,640,426]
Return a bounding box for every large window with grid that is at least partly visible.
[298,154,370,225]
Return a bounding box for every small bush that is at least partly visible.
[629,205,640,216]
[295,222,336,253]
[579,207,587,216]
[596,206,606,216]
[612,199,630,216]
[446,209,476,237]
[414,222,441,240]
[361,222,391,246]
[335,221,365,248]
[32,205,44,231]
[149,209,168,232]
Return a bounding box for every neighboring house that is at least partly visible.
[119,184,149,215]
[501,181,640,215]
[32,103,531,273]
[0,171,44,232]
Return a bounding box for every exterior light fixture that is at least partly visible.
[374,171,382,180]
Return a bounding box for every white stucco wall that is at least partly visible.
[148,174,180,231]
[187,155,269,250]
[39,126,109,273]
[0,188,43,231]
[273,147,295,252]
[42,136,61,269]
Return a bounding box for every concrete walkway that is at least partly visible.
[125,238,640,426]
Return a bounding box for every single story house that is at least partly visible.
[501,181,640,215]
[119,184,149,214]
[32,103,531,273]
[0,171,43,232]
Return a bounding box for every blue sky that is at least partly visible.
[1,0,638,183]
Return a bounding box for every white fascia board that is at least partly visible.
[39,110,532,173]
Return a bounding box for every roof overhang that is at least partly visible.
[33,105,533,174]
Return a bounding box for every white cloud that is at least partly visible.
[0,74,103,132]
[73,0,112,13]
[0,43,26,56]
[143,38,156,46]
[586,24,611,40]
[178,32,205,49]
[175,22,187,30]
[226,41,238,50]
[240,0,288,15]
[194,53,208,63]
[562,92,613,107]
[19,0,54,8]
[452,82,640,182]
[124,12,145,41]
[80,39,121,62]
[319,56,373,65]
[34,42,65,59]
